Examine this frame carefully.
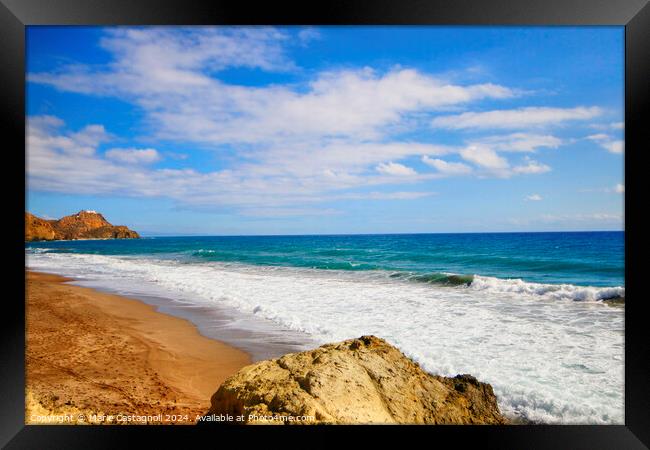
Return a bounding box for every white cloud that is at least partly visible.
[27,116,110,159]
[456,146,551,178]
[334,191,435,200]
[525,194,543,201]
[586,133,610,141]
[421,156,472,175]
[587,133,624,154]
[240,207,341,217]
[579,184,625,194]
[28,117,141,195]
[297,27,321,45]
[26,116,446,210]
[470,133,562,152]
[459,145,509,169]
[105,148,161,164]
[29,114,65,130]
[375,162,417,176]
[602,140,624,154]
[30,28,516,145]
[39,67,513,145]
[145,67,513,144]
[511,160,551,175]
[244,141,450,180]
[30,27,298,96]
[25,28,599,215]
[590,121,624,130]
[164,151,189,160]
[432,106,602,129]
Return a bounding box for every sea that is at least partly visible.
[25,231,625,424]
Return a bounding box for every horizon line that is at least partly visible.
[136,229,625,238]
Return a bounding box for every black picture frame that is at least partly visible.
[3,0,648,447]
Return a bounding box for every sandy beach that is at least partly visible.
[25,271,251,425]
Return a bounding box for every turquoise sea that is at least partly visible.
[26,231,624,288]
[26,231,625,424]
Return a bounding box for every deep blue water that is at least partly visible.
[25,231,624,287]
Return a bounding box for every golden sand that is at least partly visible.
[25,271,251,425]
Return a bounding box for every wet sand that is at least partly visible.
[25,271,251,424]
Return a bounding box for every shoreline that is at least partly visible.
[25,270,252,425]
[24,250,625,424]
[48,270,317,363]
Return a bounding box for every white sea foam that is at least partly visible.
[26,252,624,424]
[470,275,624,301]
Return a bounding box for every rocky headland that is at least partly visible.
[206,335,507,425]
[25,210,140,241]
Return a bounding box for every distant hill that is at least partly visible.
[25,210,140,242]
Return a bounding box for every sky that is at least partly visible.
[26,26,624,236]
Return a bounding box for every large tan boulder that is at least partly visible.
[207,335,507,425]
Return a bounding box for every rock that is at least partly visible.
[603,296,625,306]
[25,213,57,241]
[206,335,507,424]
[25,210,140,242]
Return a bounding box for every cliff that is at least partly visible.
[25,213,58,242]
[206,335,507,425]
[25,211,140,242]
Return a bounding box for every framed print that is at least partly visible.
[2,0,648,447]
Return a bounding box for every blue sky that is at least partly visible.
[26,26,624,235]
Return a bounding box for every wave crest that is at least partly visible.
[469,275,624,302]
[390,271,474,286]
